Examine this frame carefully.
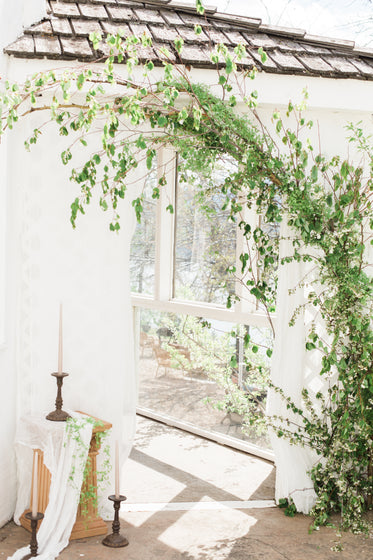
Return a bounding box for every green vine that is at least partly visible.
[1,22,372,542]
[66,417,111,518]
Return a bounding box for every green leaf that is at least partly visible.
[196,0,205,14]
[174,37,184,54]
[157,115,168,127]
[258,46,268,63]
[311,165,318,182]
[225,56,234,74]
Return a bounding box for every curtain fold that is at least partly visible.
[267,222,319,513]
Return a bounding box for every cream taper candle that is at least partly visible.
[115,441,120,499]
[58,303,63,374]
[31,453,38,517]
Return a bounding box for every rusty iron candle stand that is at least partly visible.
[102,495,128,548]
[22,512,44,559]
[46,372,71,421]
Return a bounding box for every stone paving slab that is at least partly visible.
[1,509,372,559]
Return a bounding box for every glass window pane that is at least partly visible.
[130,167,157,295]
[137,308,272,450]
[173,159,236,306]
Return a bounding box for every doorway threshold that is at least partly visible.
[136,406,275,463]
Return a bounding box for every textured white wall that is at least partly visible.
[0,0,46,75]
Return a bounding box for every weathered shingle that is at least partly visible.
[275,39,305,54]
[6,36,35,56]
[72,19,103,36]
[177,26,209,43]
[3,0,373,81]
[160,10,184,27]
[133,8,164,24]
[154,43,177,63]
[268,51,305,72]
[244,32,278,50]
[61,36,93,57]
[324,56,360,76]
[79,4,108,19]
[50,1,81,18]
[297,55,334,74]
[34,36,61,56]
[51,17,73,36]
[25,21,53,36]
[180,12,212,27]
[177,44,211,65]
[351,58,373,77]
[101,21,132,37]
[204,28,227,45]
[129,22,152,38]
[223,29,247,46]
[302,43,332,55]
[106,6,138,22]
[149,25,181,43]
[251,50,278,71]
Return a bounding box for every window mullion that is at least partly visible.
[154,147,176,302]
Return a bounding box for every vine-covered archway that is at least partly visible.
[1,26,372,538]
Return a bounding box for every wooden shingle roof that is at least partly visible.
[5,0,373,81]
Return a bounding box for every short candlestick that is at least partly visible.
[46,372,70,421]
[102,495,128,548]
[22,512,44,559]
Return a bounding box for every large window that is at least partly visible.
[129,165,157,296]
[131,148,276,459]
[173,158,236,305]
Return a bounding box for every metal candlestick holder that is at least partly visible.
[102,495,129,548]
[22,512,44,559]
[46,372,71,421]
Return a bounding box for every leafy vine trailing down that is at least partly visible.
[0,4,372,539]
[65,416,111,518]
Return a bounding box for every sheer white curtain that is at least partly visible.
[267,223,320,513]
[7,111,142,540]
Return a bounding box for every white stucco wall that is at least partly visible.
[0,47,372,525]
[0,0,46,76]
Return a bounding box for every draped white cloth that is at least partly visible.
[9,412,92,560]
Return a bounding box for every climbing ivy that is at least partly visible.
[0,14,372,542]
[65,416,111,518]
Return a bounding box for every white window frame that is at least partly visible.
[131,147,275,461]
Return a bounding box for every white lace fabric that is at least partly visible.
[9,411,92,560]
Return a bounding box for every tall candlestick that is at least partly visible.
[115,441,120,499]
[31,453,38,517]
[58,304,63,374]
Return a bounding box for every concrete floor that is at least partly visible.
[1,417,372,559]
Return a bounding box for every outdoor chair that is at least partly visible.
[153,344,172,376]
[140,331,155,358]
